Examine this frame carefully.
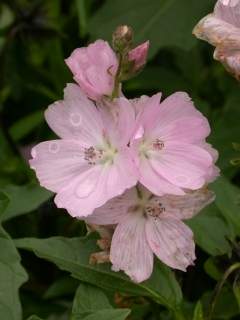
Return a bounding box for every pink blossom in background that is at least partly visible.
[128,41,150,73]
[30,84,138,218]
[130,92,219,197]
[65,40,118,100]
[193,0,240,79]
[86,186,215,283]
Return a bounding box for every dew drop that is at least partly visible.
[70,113,82,127]
[49,142,59,154]
[75,179,94,198]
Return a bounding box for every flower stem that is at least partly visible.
[111,52,123,99]
[207,262,240,320]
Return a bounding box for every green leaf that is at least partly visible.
[15,235,182,310]
[204,258,222,281]
[81,309,131,320]
[193,301,204,320]
[1,183,52,222]
[0,191,9,217]
[72,283,130,320]
[211,177,240,235]
[27,316,44,320]
[89,0,215,58]
[187,204,231,256]
[9,111,44,142]
[75,0,88,37]
[233,276,240,310]
[44,276,79,299]
[72,284,111,316]
[0,226,28,320]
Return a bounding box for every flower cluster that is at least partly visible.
[193,0,240,80]
[30,26,219,283]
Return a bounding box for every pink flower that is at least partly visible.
[86,186,215,282]
[193,0,240,79]
[65,40,118,100]
[30,84,138,217]
[128,41,149,73]
[130,92,219,196]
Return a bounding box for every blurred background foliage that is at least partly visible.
[0,0,240,319]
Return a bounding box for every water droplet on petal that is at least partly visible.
[49,142,59,154]
[75,179,94,198]
[70,113,82,127]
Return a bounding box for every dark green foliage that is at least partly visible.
[0,0,240,319]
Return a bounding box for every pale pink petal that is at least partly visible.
[138,158,185,196]
[150,116,210,144]
[29,140,88,192]
[54,149,138,217]
[157,189,215,220]
[45,84,104,145]
[150,142,213,189]
[128,41,149,72]
[110,213,154,283]
[193,14,240,48]
[143,92,203,135]
[146,217,196,271]
[86,188,138,225]
[215,0,240,28]
[99,97,136,146]
[65,40,118,100]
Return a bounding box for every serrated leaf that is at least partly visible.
[0,226,28,320]
[89,0,215,58]
[15,236,182,310]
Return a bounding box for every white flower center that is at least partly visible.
[84,144,117,166]
[139,138,165,158]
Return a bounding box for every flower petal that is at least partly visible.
[138,158,185,196]
[215,0,240,28]
[86,188,138,225]
[150,142,213,189]
[45,84,104,145]
[55,149,138,217]
[146,217,195,271]
[30,140,88,192]
[157,189,215,220]
[110,213,154,283]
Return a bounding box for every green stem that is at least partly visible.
[207,262,240,320]
[111,52,123,99]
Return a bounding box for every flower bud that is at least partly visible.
[128,41,149,73]
[112,25,133,53]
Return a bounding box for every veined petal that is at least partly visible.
[30,140,88,192]
[158,189,215,220]
[146,217,195,271]
[138,158,185,196]
[45,84,104,145]
[110,213,154,283]
[86,188,138,225]
[150,116,210,143]
[215,0,240,28]
[55,149,137,217]
[150,142,213,190]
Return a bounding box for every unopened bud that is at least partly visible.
[112,25,133,53]
[128,41,149,73]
